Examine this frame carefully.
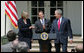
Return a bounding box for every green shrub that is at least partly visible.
[1,35,9,45]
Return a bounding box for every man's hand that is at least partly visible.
[31,26,35,29]
[69,39,73,44]
[31,39,33,43]
[28,49,30,52]
[29,26,35,29]
[29,26,32,29]
[43,25,45,29]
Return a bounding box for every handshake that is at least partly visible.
[29,25,45,29]
[29,26,35,29]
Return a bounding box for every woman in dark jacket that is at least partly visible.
[18,11,34,50]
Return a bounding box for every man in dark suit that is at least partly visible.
[35,11,51,52]
[50,9,73,52]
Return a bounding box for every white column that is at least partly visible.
[81,1,83,39]
[6,14,14,35]
[45,1,50,20]
[1,1,14,37]
[1,1,5,37]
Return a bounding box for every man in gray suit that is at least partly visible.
[1,30,29,52]
[50,9,73,52]
[1,30,17,52]
[35,11,51,52]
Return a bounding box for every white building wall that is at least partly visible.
[16,1,28,19]
[66,1,82,35]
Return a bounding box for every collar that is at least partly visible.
[57,16,62,23]
[40,18,44,21]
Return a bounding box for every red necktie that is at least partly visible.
[58,19,60,31]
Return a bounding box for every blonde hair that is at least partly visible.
[21,11,28,19]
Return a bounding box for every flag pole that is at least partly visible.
[5,13,6,36]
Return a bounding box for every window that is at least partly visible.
[50,1,63,23]
[31,1,63,24]
[31,1,44,24]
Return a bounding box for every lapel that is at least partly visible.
[39,18,46,25]
[55,19,58,31]
[38,18,47,29]
[44,19,47,25]
[56,17,64,31]
[21,18,25,24]
[38,19,43,28]
[22,18,28,24]
[60,17,64,30]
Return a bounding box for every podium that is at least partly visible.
[32,33,57,40]
[32,33,57,52]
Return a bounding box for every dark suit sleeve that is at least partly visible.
[28,19,32,26]
[67,19,73,39]
[28,19,33,39]
[18,20,30,32]
[35,22,43,33]
[44,20,51,33]
[50,21,55,33]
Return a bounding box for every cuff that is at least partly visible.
[70,38,73,40]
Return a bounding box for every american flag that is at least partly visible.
[5,1,18,28]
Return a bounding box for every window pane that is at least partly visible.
[57,1,63,7]
[57,1,63,4]
[50,8,56,15]
[38,8,44,13]
[31,1,37,7]
[32,8,37,15]
[31,16,37,24]
[57,3,63,7]
[38,1,44,7]
[50,16,56,23]
[50,1,56,7]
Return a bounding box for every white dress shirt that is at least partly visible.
[40,18,45,25]
[57,16,62,24]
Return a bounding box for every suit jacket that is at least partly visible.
[18,18,33,39]
[50,17,73,44]
[35,19,51,33]
[1,42,13,52]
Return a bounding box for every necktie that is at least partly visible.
[58,19,60,31]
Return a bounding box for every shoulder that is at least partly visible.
[45,19,50,23]
[45,19,50,22]
[35,19,39,24]
[63,17,71,24]
[18,18,23,22]
[52,19,57,24]
[18,41,29,47]
[1,42,12,48]
[26,18,31,22]
[1,42,13,52]
[63,17,70,22]
[45,18,49,21]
